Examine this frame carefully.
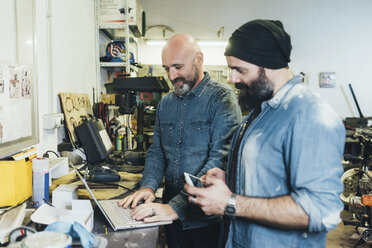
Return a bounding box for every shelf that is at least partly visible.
[99,63,139,72]
[98,24,127,29]
[99,28,138,43]
[95,0,140,96]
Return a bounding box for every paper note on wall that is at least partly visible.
[0,63,32,143]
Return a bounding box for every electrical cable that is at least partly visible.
[99,102,110,136]
[66,127,77,149]
[8,226,37,243]
[354,169,372,181]
[42,150,60,158]
[94,182,162,201]
[66,128,86,155]
[97,182,136,193]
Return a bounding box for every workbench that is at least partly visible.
[49,164,164,248]
[50,169,143,200]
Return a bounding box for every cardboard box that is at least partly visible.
[52,184,78,210]
[97,0,144,37]
[0,159,32,207]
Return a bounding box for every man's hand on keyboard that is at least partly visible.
[117,187,155,209]
[131,203,178,223]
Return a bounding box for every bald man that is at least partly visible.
[118,34,242,248]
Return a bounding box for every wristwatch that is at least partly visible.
[224,193,237,217]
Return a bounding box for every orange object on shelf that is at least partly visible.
[362,195,372,206]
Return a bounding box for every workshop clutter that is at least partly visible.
[341,126,372,243]
[30,200,94,233]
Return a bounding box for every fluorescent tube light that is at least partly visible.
[146,40,167,46]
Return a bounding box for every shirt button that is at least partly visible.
[178,139,182,144]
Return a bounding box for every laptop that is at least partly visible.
[71,163,172,231]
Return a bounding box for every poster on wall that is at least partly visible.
[0,63,32,144]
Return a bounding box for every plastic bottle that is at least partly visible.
[32,158,50,207]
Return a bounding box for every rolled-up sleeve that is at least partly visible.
[286,103,345,232]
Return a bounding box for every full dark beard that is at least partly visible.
[235,68,274,112]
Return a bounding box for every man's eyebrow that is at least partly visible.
[230,66,243,70]
[171,64,184,67]
[162,64,183,68]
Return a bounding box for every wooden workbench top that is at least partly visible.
[50,171,142,200]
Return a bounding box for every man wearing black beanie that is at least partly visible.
[186,19,345,247]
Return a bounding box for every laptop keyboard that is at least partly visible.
[100,200,143,225]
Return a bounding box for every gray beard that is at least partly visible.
[173,83,191,97]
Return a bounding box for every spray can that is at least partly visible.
[118,128,126,151]
[116,134,123,151]
[32,158,50,207]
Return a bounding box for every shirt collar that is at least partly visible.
[264,75,302,108]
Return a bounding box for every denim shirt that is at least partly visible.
[141,72,242,229]
[226,75,345,248]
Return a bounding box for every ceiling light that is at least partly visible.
[146,40,167,46]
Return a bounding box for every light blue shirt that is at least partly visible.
[141,72,242,229]
[226,75,345,248]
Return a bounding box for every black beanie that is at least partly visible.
[224,19,292,69]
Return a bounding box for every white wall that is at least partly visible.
[35,0,96,155]
[138,0,372,119]
[0,0,17,64]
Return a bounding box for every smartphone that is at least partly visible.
[183,172,204,186]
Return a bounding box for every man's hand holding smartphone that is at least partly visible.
[183,172,205,187]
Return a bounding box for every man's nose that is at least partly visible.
[168,68,177,81]
[230,71,239,84]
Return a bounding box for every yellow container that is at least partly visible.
[0,159,32,207]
